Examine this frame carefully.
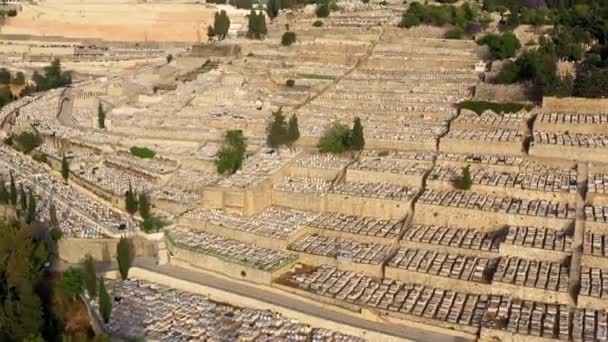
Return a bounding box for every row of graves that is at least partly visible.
[296,31,481,152]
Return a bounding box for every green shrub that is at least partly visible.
[316,3,330,17]
[13,132,42,154]
[98,278,111,324]
[454,165,473,190]
[285,79,295,87]
[281,31,297,46]
[84,255,97,300]
[50,227,62,241]
[57,267,84,301]
[318,123,351,154]
[459,100,530,115]
[478,33,521,60]
[399,2,478,29]
[130,146,156,159]
[312,20,323,27]
[215,130,247,175]
[116,237,132,280]
[445,27,464,39]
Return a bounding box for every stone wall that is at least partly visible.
[474,83,539,103]
[385,267,492,295]
[57,238,118,263]
[542,97,608,113]
[490,282,570,305]
[529,144,608,164]
[439,138,524,156]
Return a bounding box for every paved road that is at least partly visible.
[134,259,473,342]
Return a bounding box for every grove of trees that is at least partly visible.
[317,117,365,154]
[247,10,268,39]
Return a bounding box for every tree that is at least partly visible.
[116,237,132,280]
[456,165,473,190]
[125,182,138,216]
[26,190,36,224]
[316,1,330,17]
[12,71,25,86]
[83,255,97,300]
[247,10,267,39]
[98,278,112,324]
[215,130,247,175]
[0,177,8,204]
[350,117,365,151]
[97,102,105,129]
[207,25,216,40]
[61,154,69,183]
[318,123,351,154]
[213,10,231,40]
[9,172,16,206]
[57,267,84,301]
[138,192,151,220]
[281,32,297,46]
[0,68,11,84]
[49,201,59,228]
[19,184,27,215]
[166,54,173,64]
[478,33,521,60]
[266,0,280,19]
[286,114,300,147]
[266,108,288,149]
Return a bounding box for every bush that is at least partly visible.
[459,100,530,115]
[13,132,42,154]
[215,130,247,175]
[318,123,351,154]
[84,255,97,300]
[454,165,473,190]
[57,267,84,301]
[98,278,111,324]
[285,79,295,87]
[399,2,478,29]
[445,27,464,39]
[141,215,169,234]
[281,31,297,46]
[478,33,521,60]
[312,20,323,27]
[316,3,330,17]
[50,227,62,241]
[130,146,156,159]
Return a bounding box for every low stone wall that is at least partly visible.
[291,251,384,279]
[480,328,557,342]
[289,165,341,181]
[577,295,608,311]
[581,254,608,269]
[585,220,608,235]
[400,240,499,259]
[529,144,608,164]
[490,282,570,305]
[439,138,524,156]
[585,192,608,206]
[543,96,608,114]
[414,203,573,232]
[499,244,569,263]
[325,193,411,220]
[271,190,326,213]
[474,83,538,103]
[366,138,437,153]
[165,241,294,285]
[384,267,492,295]
[346,169,423,188]
[304,224,400,246]
[426,179,577,203]
[57,238,118,263]
[534,121,608,135]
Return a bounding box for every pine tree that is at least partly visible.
[266,108,288,149]
[116,237,132,280]
[138,192,151,220]
[125,182,138,216]
[26,191,36,224]
[287,114,300,148]
[61,154,69,183]
[97,102,105,129]
[98,278,112,324]
[84,254,97,300]
[9,171,17,206]
[49,201,59,228]
[350,117,365,151]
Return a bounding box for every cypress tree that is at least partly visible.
[125,182,138,216]
[49,201,59,228]
[138,192,151,220]
[116,237,132,280]
[460,165,473,190]
[266,108,288,149]
[84,254,97,300]
[19,184,27,215]
[266,0,280,19]
[9,172,17,206]
[287,114,300,147]
[98,278,111,324]
[0,177,8,204]
[61,154,69,183]
[97,102,105,129]
[26,190,36,224]
[350,117,365,151]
